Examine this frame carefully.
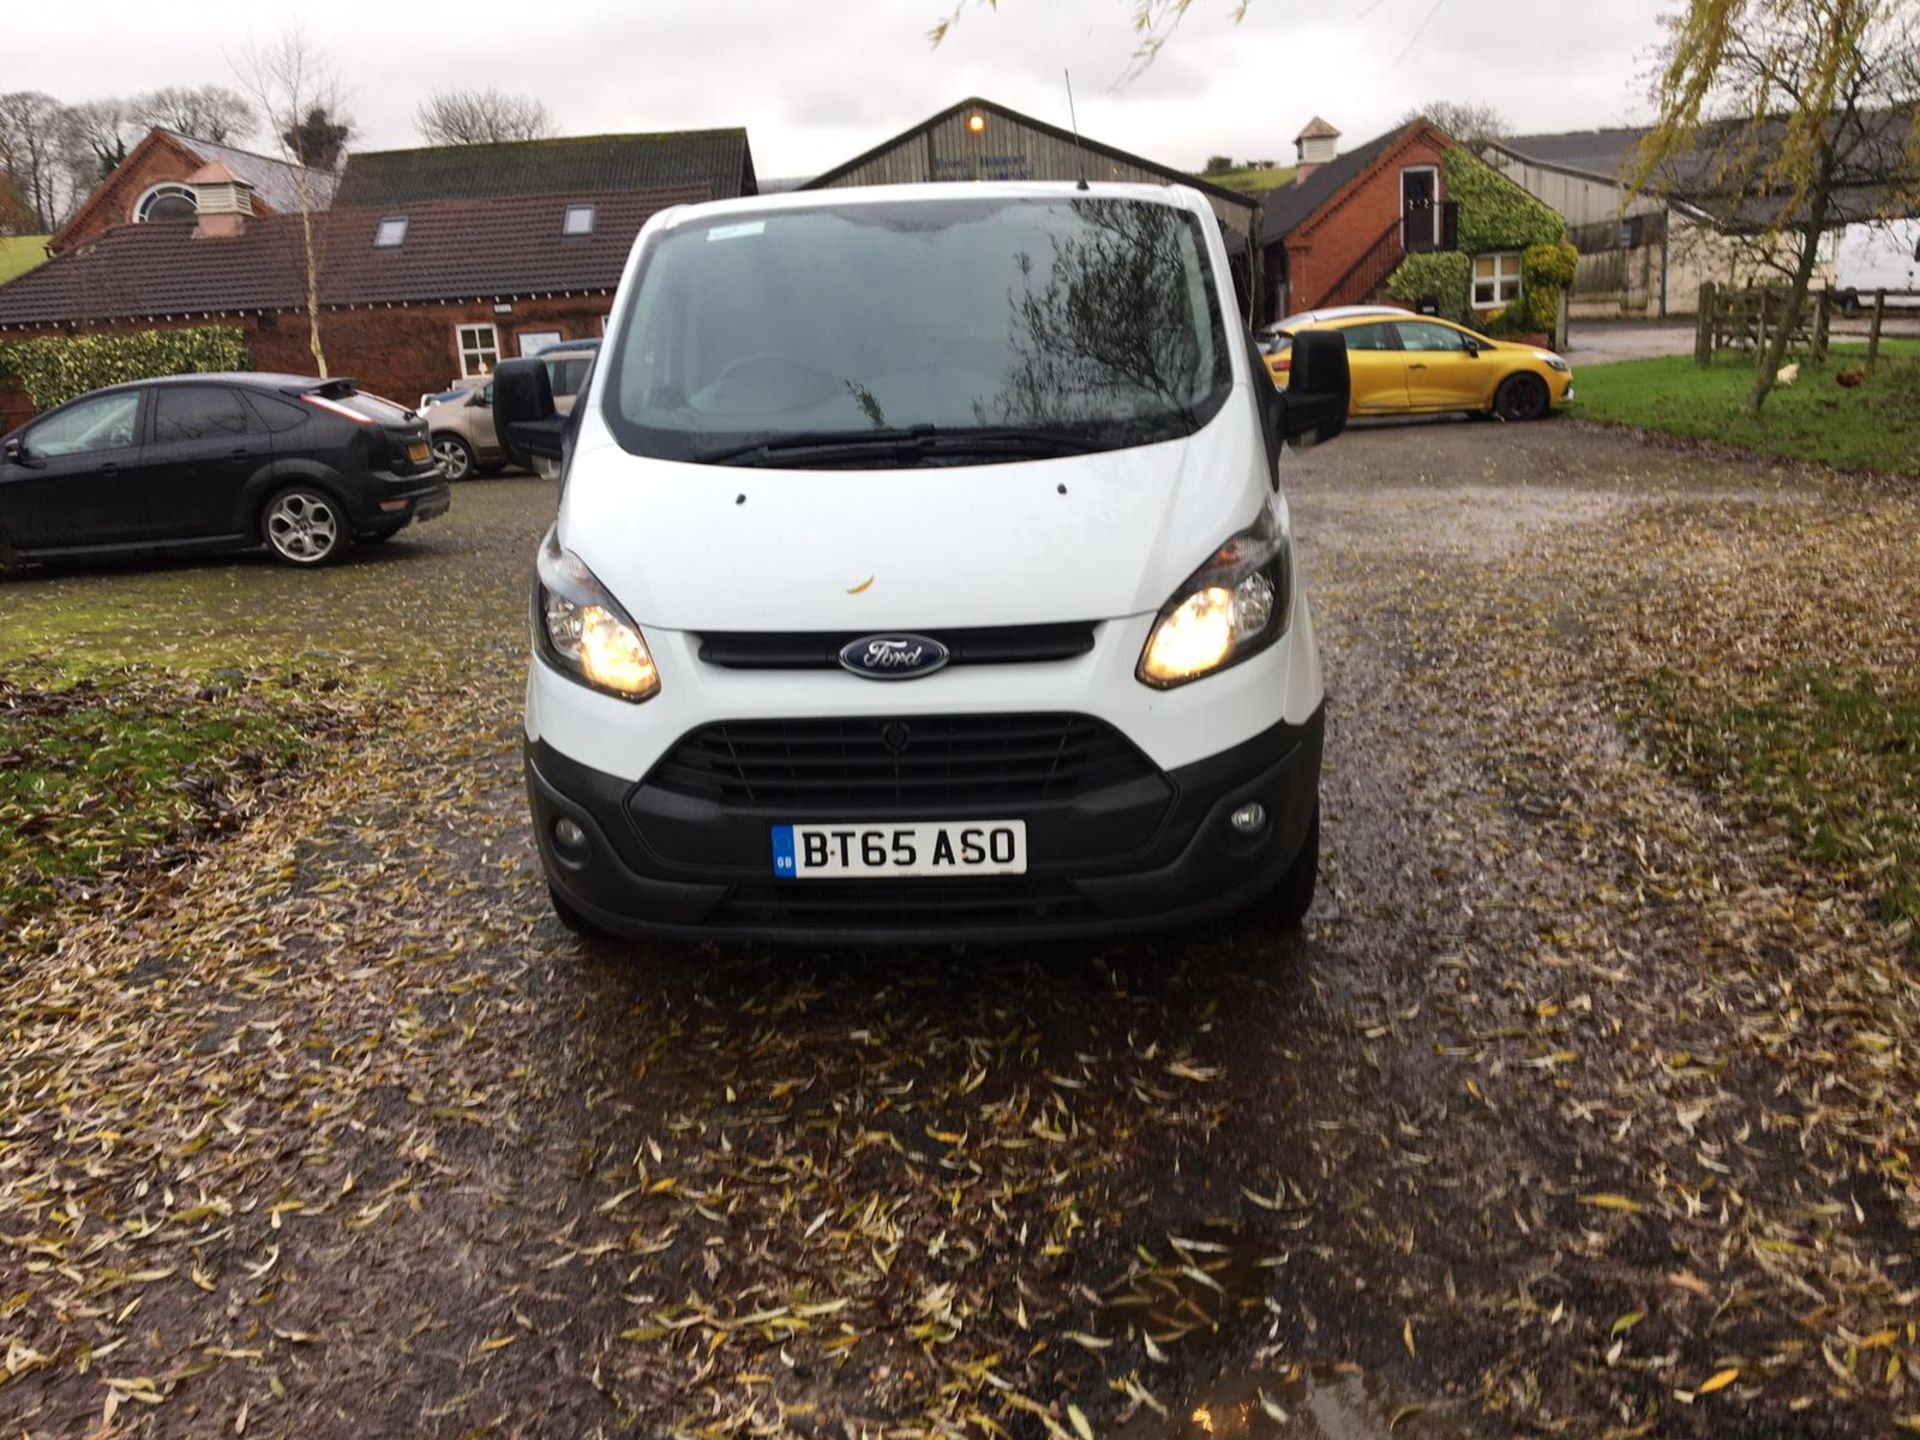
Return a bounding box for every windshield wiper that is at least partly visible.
[698,425,1106,468]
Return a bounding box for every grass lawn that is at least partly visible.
[0,234,49,286]
[1197,164,1296,192]
[1576,343,1920,476]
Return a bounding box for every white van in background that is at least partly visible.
[1834,219,1920,314]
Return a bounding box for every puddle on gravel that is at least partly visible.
[1099,1222,1465,1440]
[1119,1366,1468,1440]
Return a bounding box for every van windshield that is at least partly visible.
[602,195,1235,466]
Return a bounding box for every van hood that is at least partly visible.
[557,416,1267,632]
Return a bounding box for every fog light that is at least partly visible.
[553,817,587,849]
[1229,802,1268,835]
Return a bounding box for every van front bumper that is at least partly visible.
[526,706,1323,945]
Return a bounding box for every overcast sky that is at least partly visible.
[14,0,1673,179]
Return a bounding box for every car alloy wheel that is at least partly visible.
[433,434,474,481]
[264,488,342,565]
[1494,373,1550,422]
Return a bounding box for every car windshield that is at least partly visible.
[603,195,1235,465]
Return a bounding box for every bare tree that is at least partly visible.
[932,0,1250,77]
[61,99,140,186]
[1628,0,1920,414]
[235,25,352,376]
[415,88,554,146]
[132,85,258,145]
[0,92,74,231]
[1398,100,1511,148]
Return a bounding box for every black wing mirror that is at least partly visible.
[492,357,566,469]
[1,437,21,464]
[1463,337,1483,357]
[1272,329,1349,455]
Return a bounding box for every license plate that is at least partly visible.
[772,821,1027,879]
[408,441,432,463]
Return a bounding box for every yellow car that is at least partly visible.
[1258,306,1573,422]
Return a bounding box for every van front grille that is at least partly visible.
[648,714,1157,809]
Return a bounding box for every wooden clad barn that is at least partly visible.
[806,97,1261,311]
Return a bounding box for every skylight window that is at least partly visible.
[563,205,596,237]
[374,216,409,248]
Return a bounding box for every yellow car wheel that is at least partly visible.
[1492,372,1551,422]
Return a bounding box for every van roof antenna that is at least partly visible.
[1065,70,1090,190]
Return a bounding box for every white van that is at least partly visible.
[494,182,1351,943]
[1834,219,1920,313]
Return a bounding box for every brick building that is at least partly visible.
[0,128,757,428]
[50,128,337,255]
[0,168,709,430]
[1254,119,1467,320]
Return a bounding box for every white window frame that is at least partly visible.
[456,323,500,378]
[563,204,596,236]
[134,182,197,222]
[516,330,562,358]
[1471,251,1524,310]
[1400,165,1438,247]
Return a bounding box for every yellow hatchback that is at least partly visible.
[1259,306,1573,422]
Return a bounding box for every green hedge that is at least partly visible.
[1385,251,1474,324]
[0,327,251,413]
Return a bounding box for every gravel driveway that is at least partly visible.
[4,422,1913,1439]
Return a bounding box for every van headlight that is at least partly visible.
[1138,512,1292,688]
[534,528,660,701]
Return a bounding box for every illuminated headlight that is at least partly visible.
[534,528,660,701]
[1138,510,1292,688]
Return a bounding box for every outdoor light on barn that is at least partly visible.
[968,113,987,133]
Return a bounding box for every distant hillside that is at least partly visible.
[0,237,49,287]
[1198,165,1296,193]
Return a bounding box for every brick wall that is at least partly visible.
[1282,127,1452,313]
[0,295,612,430]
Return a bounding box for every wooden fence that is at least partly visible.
[1696,282,1914,373]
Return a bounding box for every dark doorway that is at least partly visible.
[1402,168,1437,251]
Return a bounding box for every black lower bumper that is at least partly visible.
[527,707,1324,945]
[357,473,450,537]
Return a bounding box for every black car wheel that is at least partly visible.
[262,486,346,566]
[432,433,475,481]
[1270,804,1319,925]
[1493,373,1551,422]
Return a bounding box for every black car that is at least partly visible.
[0,373,451,567]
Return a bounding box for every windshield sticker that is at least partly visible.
[707,222,766,242]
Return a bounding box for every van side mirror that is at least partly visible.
[1275,329,1349,451]
[492,357,566,468]
[1,436,22,465]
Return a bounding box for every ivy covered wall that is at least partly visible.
[1386,146,1572,333]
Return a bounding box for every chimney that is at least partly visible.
[1293,117,1341,185]
[189,161,254,239]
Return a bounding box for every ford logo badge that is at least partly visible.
[839,633,950,680]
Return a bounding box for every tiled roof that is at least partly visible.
[1495,127,1651,181]
[1294,117,1341,142]
[334,131,755,207]
[1259,123,1412,239]
[0,185,709,327]
[162,130,340,215]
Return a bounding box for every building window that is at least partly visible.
[563,205,596,236]
[1472,251,1523,310]
[135,183,197,223]
[456,323,500,378]
[516,330,562,358]
[374,216,410,248]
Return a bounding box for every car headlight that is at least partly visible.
[1138,510,1292,688]
[1540,355,1571,372]
[534,528,660,701]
